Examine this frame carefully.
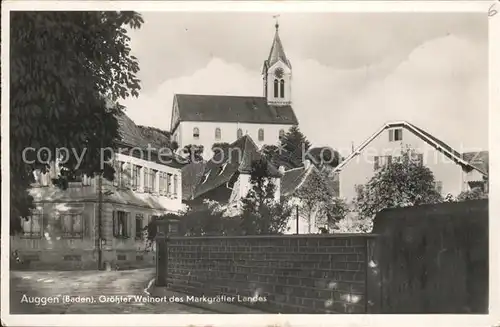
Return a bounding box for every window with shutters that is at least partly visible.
[131,165,140,190]
[143,168,149,192]
[389,128,403,142]
[60,213,83,239]
[135,214,144,240]
[159,172,164,195]
[113,211,130,238]
[21,211,43,238]
[167,173,172,194]
[173,175,178,196]
[150,169,157,193]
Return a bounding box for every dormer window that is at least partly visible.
[202,170,211,184]
[219,163,228,176]
[389,128,403,142]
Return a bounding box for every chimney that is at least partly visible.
[278,165,286,174]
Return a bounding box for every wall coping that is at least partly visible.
[169,233,380,241]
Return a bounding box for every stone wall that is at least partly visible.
[164,234,376,313]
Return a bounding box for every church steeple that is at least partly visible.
[263,18,292,106]
[267,21,291,69]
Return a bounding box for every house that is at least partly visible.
[281,160,339,234]
[182,135,282,214]
[11,112,185,270]
[333,121,489,202]
[170,22,299,155]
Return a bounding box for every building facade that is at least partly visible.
[334,121,488,203]
[11,113,185,270]
[170,22,299,154]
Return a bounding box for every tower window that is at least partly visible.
[258,129,265,141]
[237,128,243,139]
[280,80,285,98]
[215,127,221,140]
[193,127,200,139]
[274,79,279,98]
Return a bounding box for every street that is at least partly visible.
[9,269,211,314]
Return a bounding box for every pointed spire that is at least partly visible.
[267,19,291,69]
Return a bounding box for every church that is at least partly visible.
[170,22,299,154]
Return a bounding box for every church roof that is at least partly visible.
[174,94,298,126]
[264,23,291,70]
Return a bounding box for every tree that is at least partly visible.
[10,12,143,234]
[181,144,204,163]
[306,146,341,169]
[352,148,442,232]
[239,158,293,234]
[261,144,283,168]
[137,125,171,149]
[279,126,311,168]
[456,187,488,202]
[292,169,348,233]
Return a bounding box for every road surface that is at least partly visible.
[9,269,211,314]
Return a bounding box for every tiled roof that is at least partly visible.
[281,167,308,196]
[181,161,206,201]
[115,112,184,167]
[116,112,150,148]
[173,94,298,127]
[334,121,488,176]
[462,151,489,174]
[281,165,339,197]
[189,135,281,200]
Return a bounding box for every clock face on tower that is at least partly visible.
[274,67,284,79]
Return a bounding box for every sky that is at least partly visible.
[122,12,488,156]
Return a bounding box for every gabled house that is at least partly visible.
[281,160,339,234]
[12,112,185,270]
[333,121,488,202]
[183,135,282,213]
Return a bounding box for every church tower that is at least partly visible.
[262,21,292,106]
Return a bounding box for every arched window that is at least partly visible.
[193,127,200,139]
[274,79,279,98]
[280,80,285,98]
[237,128,243,139]
[258,128,264,141]
[279,129,285,139]
[215,127,221,140]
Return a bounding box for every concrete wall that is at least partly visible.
[163,235,374,313]
[370,199,488,313]
[338,126,467,202]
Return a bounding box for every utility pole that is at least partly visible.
[295,205,299,235]
[97,173,103,270]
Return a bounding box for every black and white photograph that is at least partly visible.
[1,1,498,326]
